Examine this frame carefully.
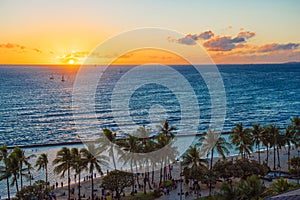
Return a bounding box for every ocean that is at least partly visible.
[0,63,299,196]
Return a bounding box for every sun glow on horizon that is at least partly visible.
[68,59,75,65]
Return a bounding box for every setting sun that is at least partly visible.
[68,59,75,65]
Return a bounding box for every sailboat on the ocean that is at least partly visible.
[61,75,65,82]
[49,74,54,80]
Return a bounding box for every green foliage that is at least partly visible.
[16,180,50,200]
[102,170,134,200]
[262,178,298,197]
[161,180,172,187]
[288,157,300,174]
[213,158,268,180]
[217,175,265,200]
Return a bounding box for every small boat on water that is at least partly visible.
[49,74,54,80]
[61,75,65,82]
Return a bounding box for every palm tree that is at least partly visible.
[53,147,72,200]
[12,147,35,189]
[251,124,263,164]
[0,144,11,199]
[8,151,20,194]
[292,116,300,135]
[35,153,48,185]
[98,128,117,170]
[202,129,230,195]
[157,120,176,138]
[267,124,280,170]
[81,143,109,200]
[157,120,176,181]
[118,134,141,195]
[182,145,208,180]
[283,126,298,170]
[261,126,270,165]
[230,123,253,159]
[263,178,291,196]
[71,148,86,200]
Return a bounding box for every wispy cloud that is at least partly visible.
[258,43,299,52]
[0,43,42,53]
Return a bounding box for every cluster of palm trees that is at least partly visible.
[0,145,36,199]
[52,144,109,200]
[229,116,300,171]
[179,116,300,196]
[0,116,299,199]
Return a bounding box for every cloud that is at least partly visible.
[170,30,214,45]
[237,31,255,39]
[203,31,255,51]
[258,43,299,52]
[0,43,26,50]
[0,43,43,53]
[203,36,244,51]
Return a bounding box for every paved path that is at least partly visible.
[157,182,211,200]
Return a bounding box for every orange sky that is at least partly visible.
[1,0,299,65]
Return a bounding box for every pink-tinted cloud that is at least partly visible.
[169,30,214,45]
[258,43,299,52]
[203,31,255,51]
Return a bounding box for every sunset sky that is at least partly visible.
[1,0,300,65]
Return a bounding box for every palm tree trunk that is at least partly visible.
[68,167,71,200]
[111,148,116,170]
[78,171,81,200]
[277,147,281,170]
[151,165,155,185]
[159,163,162,186]
[288,145,291,170]
[257,144,261,164]
[143,171,147,194]
[20,170,23,189]
[266,146,269,164]
[46,165,48,187]
[273,145,276,171]
[131,163,134,195]
[147,172,152,189]
[91,174,94,200]
[15,174,19,194]
[209,148,214,196]
[6,176,10,200]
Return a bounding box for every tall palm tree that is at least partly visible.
[118,134,141,195]
[251,124,263,164]
[80,143,109,200]
[283,126,298,170]
[12,147,35,189]
[35,153,48,185]
[201,129,230,195]
[98,128,117,170]
[230,123,253,159]
[267,124,280,170]
[8,151,20,194]
[71,148,86,200]
[0,144,11,199]
[53,147,72,200]
[261,126,270,165]
[182,145,208,180]
[157,120,176,181]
